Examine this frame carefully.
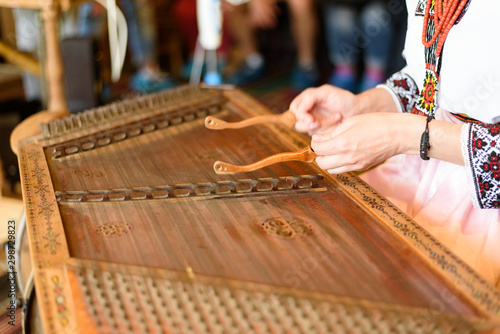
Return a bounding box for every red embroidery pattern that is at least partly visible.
[472,132,485,153]
[467,124,500,208]
[477,176,491,198]
[383,72,420,114]
[393,79,410,90]
[481,152,500,180]
[488,124,500,136]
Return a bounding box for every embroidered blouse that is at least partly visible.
[380,0,500,208]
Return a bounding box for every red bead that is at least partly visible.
[422,0,469,51]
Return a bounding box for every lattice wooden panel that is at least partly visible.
[70,264,474,334]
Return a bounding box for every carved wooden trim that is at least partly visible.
[19,143,69,262]
[55,175,326,203]
[334,173,500,324]
[19,143,72,332]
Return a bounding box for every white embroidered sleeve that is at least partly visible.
[377,67,420,114]
[462,122,500,209]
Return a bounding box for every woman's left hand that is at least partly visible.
[311,112,414,174]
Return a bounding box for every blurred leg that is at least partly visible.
[226,3,260,60]
[120,0,157,68]
[287,0,319,91]
[286,0,317,66]
[359,1,393,91]
[121,0,175,93]
[224,3,264,85]
[323,2,358,91]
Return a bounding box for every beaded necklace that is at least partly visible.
[413,0,470,117]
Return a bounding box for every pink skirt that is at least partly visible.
[360,108,500,288]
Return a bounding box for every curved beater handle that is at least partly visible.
[214,146,317,174]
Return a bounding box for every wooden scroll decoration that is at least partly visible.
[214,146,318,174]
[205,109,296,130]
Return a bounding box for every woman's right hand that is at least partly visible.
[289,84,362,134]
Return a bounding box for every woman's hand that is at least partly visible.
[290,84,400,135]
[289,85,362,134]
[292,85,465,173]
[311,112,416,174]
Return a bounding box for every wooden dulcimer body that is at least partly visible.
[17,85,500,333]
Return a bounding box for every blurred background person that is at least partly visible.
[322,0,394,93]
[224,0,320,92]
[77,0,176,95]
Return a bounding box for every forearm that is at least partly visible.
[356,87,400,115]
[399,114,500,208]
[359,68,464,165]
[396,113,464,166]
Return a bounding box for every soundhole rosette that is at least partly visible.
[260,218,314,239]
[95,223,133,238]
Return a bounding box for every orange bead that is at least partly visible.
[422,0,469,54]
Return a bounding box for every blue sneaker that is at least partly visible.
[291,64,319,92]
[226,61,265,86]
[129,69,177,94]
